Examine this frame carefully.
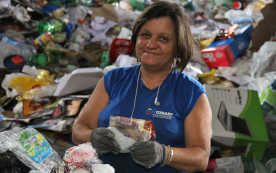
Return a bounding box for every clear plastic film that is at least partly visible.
[99,116,157,153]
[0,127,63,173]
[109,116,156,141]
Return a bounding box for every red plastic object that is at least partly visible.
[201,45,235,68]
[11,55,24,65]
[109,38,134,64]
[233,1,242,9]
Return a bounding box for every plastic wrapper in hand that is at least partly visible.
[108,127,136,153]
[109,116,156,141]
[63,142,102,172]
[0,127,63,173]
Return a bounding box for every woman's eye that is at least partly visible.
[159,36,169,42]
[140,33,151,38]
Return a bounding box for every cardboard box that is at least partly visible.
[201,45,235,68]
[205,85,269,160]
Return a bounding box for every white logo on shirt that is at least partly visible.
[153,110,173,119]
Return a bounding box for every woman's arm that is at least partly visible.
[72,77,109,144]
[168,94,212,172]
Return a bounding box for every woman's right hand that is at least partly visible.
[91,127,120,155]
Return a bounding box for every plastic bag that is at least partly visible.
[0,127,63,173]
[63,142,102,172]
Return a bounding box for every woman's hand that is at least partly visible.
[91,128,120,154]
[130,141,165,169]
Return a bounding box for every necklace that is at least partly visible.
[130,69,161,120]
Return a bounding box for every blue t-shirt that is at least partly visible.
[98,64,205,173]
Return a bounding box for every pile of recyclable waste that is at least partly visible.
[0,0,276,172]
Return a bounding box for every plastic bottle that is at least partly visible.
[27,53,49,67]
[66,0,94,7]
[212,0,233,8]
[37,19,65,34]
[232,0,247,10]
[129,0,149,11]
[33,31,53,47]
[100,50,110,68]
[52,32,67,43]
[183,0,196,11]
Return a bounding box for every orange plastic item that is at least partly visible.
[22,99,43,117]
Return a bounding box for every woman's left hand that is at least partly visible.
[129,141,165,169]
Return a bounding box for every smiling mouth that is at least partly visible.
[143,51,159,55]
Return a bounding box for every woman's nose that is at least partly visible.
[146,38,157,48]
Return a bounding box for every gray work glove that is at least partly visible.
[91,127,120,155]
[129,141,165,169]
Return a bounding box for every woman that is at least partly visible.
[72,1,212,173]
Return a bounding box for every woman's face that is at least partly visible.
[135,17,177,71]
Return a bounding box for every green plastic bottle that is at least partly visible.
[28,53,49,67]
[37,19,65,34]
[129,0,147,11]
[100,50,110,68]
[48,0,66,6]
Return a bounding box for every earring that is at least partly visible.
[172,57,178,68]
[173,58,177,68]
[172,57,180,70]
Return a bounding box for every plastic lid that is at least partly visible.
[233,1,242,9]
[3,55,26,70]
[11,55,25,65]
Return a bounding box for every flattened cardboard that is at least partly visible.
[205,85,269,160]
